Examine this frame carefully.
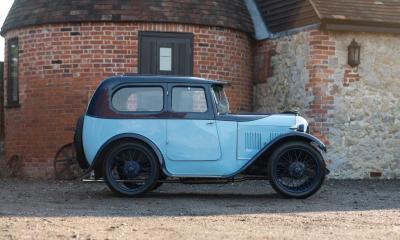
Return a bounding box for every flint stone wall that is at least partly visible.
[254,29,400,179]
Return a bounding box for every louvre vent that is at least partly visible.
[244,132,262,150]
[270,132,284,140]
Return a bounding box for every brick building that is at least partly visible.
[1,0,400,179]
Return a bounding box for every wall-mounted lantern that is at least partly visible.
[348,39,361,68]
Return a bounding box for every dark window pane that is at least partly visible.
[8,39,19,105]
[172,87,207,113]
[112,87,163,112]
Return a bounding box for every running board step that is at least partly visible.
[82,176,268,184]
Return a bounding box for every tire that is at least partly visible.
[268,141,326,199]
[103,141,160,197]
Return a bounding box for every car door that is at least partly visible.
[166,84,222,161]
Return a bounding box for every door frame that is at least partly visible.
[138,31,194,76]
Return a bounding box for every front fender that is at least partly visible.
[230,132,326,177]
[252,131,327,162]
[257,132,327,157]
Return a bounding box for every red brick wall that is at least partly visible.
[305,30,336,144]
[3,22,253,178]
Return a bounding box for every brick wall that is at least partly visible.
[3,22,253,178]
[305,31,335,144]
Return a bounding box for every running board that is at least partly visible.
[82,176,268,184]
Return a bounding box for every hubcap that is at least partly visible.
[289,161,305,178]
[122,160,141,179]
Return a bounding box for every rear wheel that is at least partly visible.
[268,141,325,199]
[103,141,160,197]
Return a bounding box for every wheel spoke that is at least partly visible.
[108,146,154,192]
[274,147,321,194]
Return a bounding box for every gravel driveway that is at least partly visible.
[0,179,399,240]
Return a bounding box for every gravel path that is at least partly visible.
[0,180,399,239]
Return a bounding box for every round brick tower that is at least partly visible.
[1,0,255,178]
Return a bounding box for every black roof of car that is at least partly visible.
[102,75,228,86]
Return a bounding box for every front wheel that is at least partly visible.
[268,141,326,199]
[103,141,160,197]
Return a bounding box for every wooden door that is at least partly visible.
[139,32,193,76]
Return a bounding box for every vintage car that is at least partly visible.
[74,75,328,199]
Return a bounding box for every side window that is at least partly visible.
[7,38,19,106]
[172,87,207,113]
[112,87,163,112]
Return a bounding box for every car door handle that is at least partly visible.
[206,121,215,125]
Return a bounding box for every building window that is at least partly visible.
[159,47,172,71]
[172,87,208,113]
[112,87,164,112]
[7,38,19,106]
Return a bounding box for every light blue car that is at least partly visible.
[74,75,328,199]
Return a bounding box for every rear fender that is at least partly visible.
[87,133,169,178]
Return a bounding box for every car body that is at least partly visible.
[75,75,327,198]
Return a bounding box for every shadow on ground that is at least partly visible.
[0,180,398,217]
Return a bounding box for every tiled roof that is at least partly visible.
[256,0,400,33]
[1,0,253,35]
[311,0,400,26]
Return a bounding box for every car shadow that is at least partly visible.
[0,180,399,217]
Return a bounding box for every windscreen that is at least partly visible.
[212,85,230,115]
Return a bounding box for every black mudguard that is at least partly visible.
[74,115,90,169]
[236,132,327,177]
[265,132,327,153]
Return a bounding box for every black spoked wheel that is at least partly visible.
[269,141,326,199]
[54,143,83,180]
[103,141,160,197]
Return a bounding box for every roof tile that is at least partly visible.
[311,0,400,25]
[1,0,253,35]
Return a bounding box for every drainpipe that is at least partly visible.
[244,0,270,40]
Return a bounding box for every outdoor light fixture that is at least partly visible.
[348,39,361,68]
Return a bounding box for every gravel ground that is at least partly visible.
[0,179,399,240]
